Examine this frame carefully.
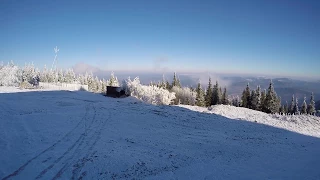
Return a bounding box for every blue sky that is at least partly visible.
[1,0,319,78]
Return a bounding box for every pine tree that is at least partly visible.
[289,95,295,114]
[87,72,94,91]
[284,101,289,114]
[241,83,251,108]
[165,80,171,90]
[159,74,167,89]
[212,81,221,105]
[205,77,213,106]
[221,87,229,105]
[307,92,316,115]
[172,72,181,88]
[293,98,300,115]
[101,78,107,94]
[40,65,48,82]
[255,86,262,110]
[196,82,206,107]
[260,89,266,108]
[280,105,285,115]
[232,96,240,107]
[301,97,307,114]
[58,69,64,83]
[108,72,119,87]
[263,80,279,114]
[251,90,257,110]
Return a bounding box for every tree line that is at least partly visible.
[151,72,317,115]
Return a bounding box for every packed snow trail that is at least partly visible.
[1,88,320,179]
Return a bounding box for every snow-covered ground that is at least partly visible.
[178,104,320,138]
[1,86,320,179]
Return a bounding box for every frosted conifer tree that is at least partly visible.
[205,77,213,106]
[159,74,167,89]
[221,87,229,105]
[94,76,100,93]
[301,97,307,114]
[293,98,300,115]
[171,86,196,105]
[212,81,221,105]
[256,86,262,110]
[40,65,48,82]
[83,72,89,85]
[171,72,181,88]
[101,79,107,94]
[108,72,119,87]
[284,101,289,114]
[289,95,295,114]
[250,90,257,110]
[58,69,64,83]
[0,61,21,86]
[241,83,251,108]
[196,82,205,107]
[122,77,175,105]
[307,92,316,115]
[87,72,94,91]
[263,80,279,114]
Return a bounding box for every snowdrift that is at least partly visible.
[178,104,320,138]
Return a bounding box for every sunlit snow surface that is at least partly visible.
[1,86,320,179]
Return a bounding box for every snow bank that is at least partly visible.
[178,104,320,138]
[39,82,88,91]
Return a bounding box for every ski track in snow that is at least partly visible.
[2,102,96,180]
[1,87,320,179]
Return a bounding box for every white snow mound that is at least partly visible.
[178,104,320,138]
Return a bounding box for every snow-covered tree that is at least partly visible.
[293,98,300,115]
[263,80,280,114]
[101,78,107,94]
[122,77,175,105]
[251,86,261,110]
[58,69,64,83]
[0,61,21,86]
[87,72,94,91]
[212,81,221,105]
[307,92,316,115]
[171,86,196,105]
[171,72,181,88]
[94,76,101,93]
[22,63,36,83]
[284,101,289,114]
[65,69,76,83]
[158,74,167,89]
[241,83,251,108]
[250,90,257,110]
[40,65,48,82]
[205,77,213,106]
[195,82,205,107]
[232,95,240,107]
[301,97,307,114]
[221,87,229,105]
[289,95,295,114]
[108,72,119,87]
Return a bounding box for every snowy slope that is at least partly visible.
[178,104,320,138]
[1,87,320,179]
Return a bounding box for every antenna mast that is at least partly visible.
[52,46,59,70]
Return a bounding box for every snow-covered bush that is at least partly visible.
[122,77,175,105]
[171,86,196,105]
[0,61,22,86]
[108,72,119,87]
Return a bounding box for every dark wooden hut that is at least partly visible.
[106,86,126,98]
